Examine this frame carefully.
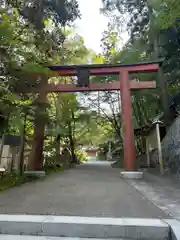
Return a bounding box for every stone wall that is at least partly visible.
[152,115,180,175]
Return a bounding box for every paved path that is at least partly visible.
[127,172,180,220]
[0,161,170,218]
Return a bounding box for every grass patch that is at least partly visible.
[0,161,65,192]
[44,163,64,175]
[0,173,39,191]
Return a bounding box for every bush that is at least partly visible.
[97,151,106,160]
[75,149,88,162]
[44,163,63,174]
[44,155,64,174]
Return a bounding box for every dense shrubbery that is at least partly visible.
[75,149,88,162]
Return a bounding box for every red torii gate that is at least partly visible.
[27,60,162,171]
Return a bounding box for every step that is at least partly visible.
[164,219,180,240]
[0,215,170,240]
[0,236,128,240]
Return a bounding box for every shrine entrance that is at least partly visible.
[22,60,164,172]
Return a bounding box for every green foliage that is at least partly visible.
[0,0,82,134]
[0,173,39,191]
[75,149,88,162]
[101,0,179,154]
[155,0,180,29]
[7,0,80,30]
[44,160,63,175]
[3,0,180,166]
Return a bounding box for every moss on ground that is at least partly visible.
[0,157,80,192]
[0,173,39,191]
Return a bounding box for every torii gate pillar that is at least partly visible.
[120,70,136,170]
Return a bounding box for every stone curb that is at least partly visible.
[0,236,125,240]
[24,171,46,178]
[120,171,144,179]
[0,215,169,240]
[164,219,180,240]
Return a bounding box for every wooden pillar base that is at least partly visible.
[121,171,143,179]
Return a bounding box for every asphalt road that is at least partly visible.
[0,161,169,218]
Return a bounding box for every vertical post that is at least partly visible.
[146,138,150,168]
[19,111,27,175]
[0,133,5,165]
[98,92,100,115]
[155,122,164,175]
[107,141,112,161]
[120,70,136,171]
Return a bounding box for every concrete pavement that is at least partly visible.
[126,171,180,220]
[0,161,170,218]
[0,215,171,239]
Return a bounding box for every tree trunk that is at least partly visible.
[29,110,46,170]
[0,134,5,165]
[153,38,170,126]
[55,134,61,161]
[68,120,76,163]
[29,78,48,171]
[19,112,27,175]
